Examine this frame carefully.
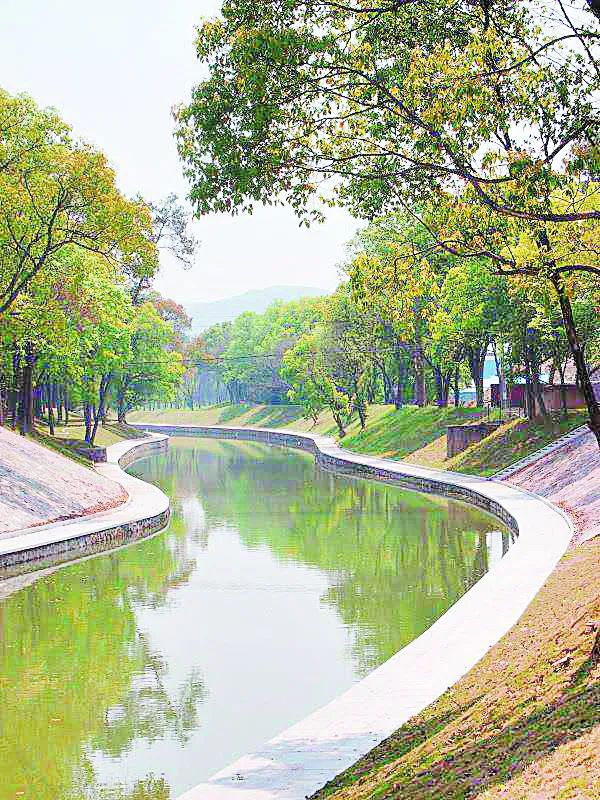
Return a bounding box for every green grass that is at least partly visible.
[130,403,503,464]
[34,417,147,448]
[404,410,588,476]
[20,416,148,467]
[340,405,490,460]
[447,410,588,476]
[130,403,590,478]
[28,429,94,469]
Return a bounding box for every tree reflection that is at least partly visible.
[0,496,204,799]
[136,439,511,675]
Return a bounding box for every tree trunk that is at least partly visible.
[84,403,93,443]
[354,386,367,430]
[10,347,20,431]
[454,366,460,407]
[433,367,449,407]
[491,340,506,409]
[56,383,64,424]
[551,273,600,448]
[332,411,346,438]
[413,346,426,406]
[524,362,535,420]
[467,346,486,407]
[532,375,548,418]
[46,383,55,436]
[64,385,70,426]
[558,365,568,421]
[18,343,35,435]
[394,357,407,409]
[442,372,452,406]
[90,374,111,445]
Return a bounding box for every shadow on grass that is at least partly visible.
[342,406,483,460]
[316,681,599,800]
[217,403,252,423]
[245,405,304,428]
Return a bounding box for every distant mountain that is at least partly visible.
[186,285,323,333]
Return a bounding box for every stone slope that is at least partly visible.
[505,428,600,544]
[0,426,127,534]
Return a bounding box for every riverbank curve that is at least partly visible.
[131,423,573,800]
[0,434,170,577]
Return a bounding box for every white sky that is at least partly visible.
[0,0,358,303]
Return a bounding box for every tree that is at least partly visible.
[148,292,192,350]
[0,90,158,317]
[421,188,600,442]
[112,303,185,424]
[176,1,598,226]
[433,262,510,407]
[348,212,454,407]
[282,287,374,434]
[130,194,199,302]
[175,1,599,442]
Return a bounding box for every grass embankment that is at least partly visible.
[130,404,587,477]
[130,402,310,430]
[19,418,146,467]
[407,410,588,476]
[312,537,600,800]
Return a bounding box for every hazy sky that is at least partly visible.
[0,0,358,303]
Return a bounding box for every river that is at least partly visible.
[0,437,512,799]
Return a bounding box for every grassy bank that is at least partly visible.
[406,410,588,476]
[312,537,600,800]
[5,417,148,467]
[129,404,587,477]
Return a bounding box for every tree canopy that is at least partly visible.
[0,89,193,441]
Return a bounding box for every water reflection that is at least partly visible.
[0,438,512,799]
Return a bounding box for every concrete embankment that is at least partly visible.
[0,425,127,534]
[502,427,600,545]
[0,431,170,576]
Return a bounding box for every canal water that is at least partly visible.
[0,438,512,800]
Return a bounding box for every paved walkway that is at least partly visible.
[0,426,126,534]
[504,428,600,544]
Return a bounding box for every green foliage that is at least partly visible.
[199,295,323,405]
[177,2,598,227]
[0,89,189,437]
[175,1,600,441]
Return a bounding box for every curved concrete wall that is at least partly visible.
[133,423,573,800]
[0,434,170,578]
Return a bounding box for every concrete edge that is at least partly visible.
[492,423,590,480]
[132,423,573,800]
[0,434,171,576]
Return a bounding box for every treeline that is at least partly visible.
[175,0,600,446]
[0,89,192,443]
[185,212,599,437]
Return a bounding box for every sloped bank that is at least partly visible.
[132,423,573,800]
[0,434,170,578]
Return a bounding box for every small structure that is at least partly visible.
[61,439,108,462]
[447,421,501,458]
[490,382,588,413]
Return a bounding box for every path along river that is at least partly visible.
[0,437,513,800]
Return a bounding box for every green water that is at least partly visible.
[0,438,512,800]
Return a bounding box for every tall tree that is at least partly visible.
[0,91,158,317]
[176,1,598,226]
